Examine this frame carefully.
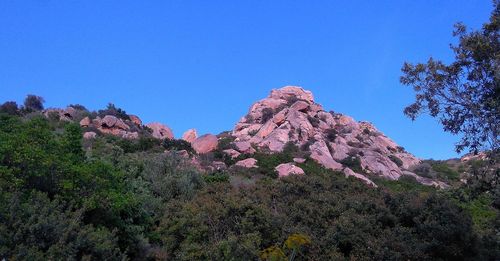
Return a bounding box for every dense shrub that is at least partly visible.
[98,103,130,120]
[307,115,320,127]
[431,161,460,181]
[68,104,88,111]
[325,128,338,142]
[261,107,274,123]
[162,138,194,153]
[340,156,363,173]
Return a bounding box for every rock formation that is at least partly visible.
[231,86,423,185]
[191,134,218,154]
[182,129,198,143]
[275,163,305,177]
[146,122,174,140]
[129,115,142,126]
[43,107,77,122]
[235,158,258,168]
[79,115,142,139]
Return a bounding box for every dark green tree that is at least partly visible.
[0,101,19,115]
[23,94,45,112]
[400,1,499,153]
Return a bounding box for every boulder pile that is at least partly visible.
[230,86,423,185]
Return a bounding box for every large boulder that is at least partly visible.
[192,134,218,154]
[146,122,174,140]
[101,115,119,128]
[83,131,97,139]
[182,129,198,143]
[223,149,241,159]
[309,140,343,170]
[269,86,314,103]
[233,141,256,154]
[79,116,91,127]
[129,114,142,126]
[275,163,305,177]
[343,168,377,187]
[235,158,258,168]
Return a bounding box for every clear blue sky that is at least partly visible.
[0,1,493,159]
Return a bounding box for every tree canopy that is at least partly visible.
[400,1,499,154]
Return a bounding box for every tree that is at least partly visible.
[23,94,45,112]
[400,1,499,154]
[0,101,19,115]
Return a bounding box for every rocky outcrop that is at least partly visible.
[182,129,198,143]
[231,86,424,186]
[83,131,97,139]
[235,158,258,168]
[129,115,142,126]
[461,152,488,162]
[80,117,91,127]
[343,168,377,187]
[192,134,218,154]
[146,122,174,140]
[94,115,139,138]
[223,149,241,159]
[43,107,78,122]
[80,114,140,139]
[275,163,305,177]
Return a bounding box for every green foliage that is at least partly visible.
[0,191,124,260]
[97,103,130,120]
[400,2,499,153]
[376,175,436,194]
[23,94,45,112]
[251,142,301,177]
[431,161,460,181]
[0,112,496,260]
[68,104,88,111]
[203,171,230,183]
[459,194,497,231]
[340,156,363,173]
[162,138,194,153]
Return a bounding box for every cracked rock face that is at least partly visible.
[232,86,422,185]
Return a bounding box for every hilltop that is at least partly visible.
[44,86,455,188]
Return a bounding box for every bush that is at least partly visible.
[261,108,274,123]
[203,172,230,183]
[98,103,130,120]
[340,156,363,173]
[389,155,404,167]
[162,138,194,153]
[431,162,460,181]
[325,129,338,142]
[308,115,320,127]
[68,104,88,111]
[412,162,434,178]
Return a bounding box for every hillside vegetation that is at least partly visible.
[0,104,498,260]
